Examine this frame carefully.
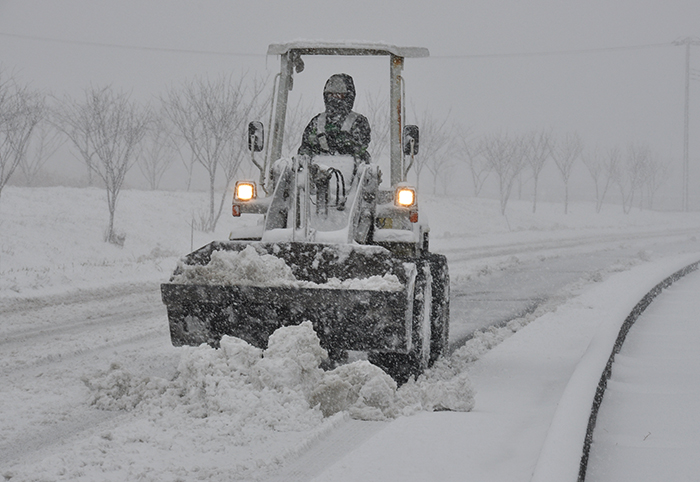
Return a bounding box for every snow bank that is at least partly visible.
[171,244,403,291]
[84,321,475,425]
[395,314,539,414]
[531,253,700,482]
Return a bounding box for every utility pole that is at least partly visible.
[674,37,700,211]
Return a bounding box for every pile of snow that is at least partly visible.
[171,245,403,291]
[84,321,475,424]
[171,245,298,286]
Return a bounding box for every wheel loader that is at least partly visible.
[161,42,449,383]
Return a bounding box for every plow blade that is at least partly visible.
[161,241,417,354]
[161,283,411,352]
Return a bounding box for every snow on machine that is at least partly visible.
[161,42,449,383]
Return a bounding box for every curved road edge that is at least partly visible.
[530,254,700,482]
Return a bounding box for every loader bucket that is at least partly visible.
[161,241,417,354]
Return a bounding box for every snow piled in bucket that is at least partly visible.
[171,245,298,286]
[84,321,475,428]
[171,245,403,290]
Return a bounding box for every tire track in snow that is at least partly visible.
[0,332,179,469]
[0,287,167,372]
[0,305,159,348]
[438,227,699,263]
[0,286,179,469]
[0,281,160,316]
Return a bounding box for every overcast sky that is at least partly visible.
[1,0,699,199]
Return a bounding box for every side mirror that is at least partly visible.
[403,125,419,156]
[248,121,264,152]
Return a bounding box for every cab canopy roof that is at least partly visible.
[267,41,429,58]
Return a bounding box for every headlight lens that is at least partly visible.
[396,187,415,207]
[235,181,256,201]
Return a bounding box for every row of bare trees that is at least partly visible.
[162,74,269,232]
[1,68,271,243]
[1,67,677,249]
[445,130,671,215]
[583,143,670,214]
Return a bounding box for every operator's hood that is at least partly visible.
[323,73,355,120]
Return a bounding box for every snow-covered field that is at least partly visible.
[1,185,700,481]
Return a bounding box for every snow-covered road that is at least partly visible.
[447,225,700,343]
[2,187,700,481]
[0,286,179,470]
[3,236,697,481]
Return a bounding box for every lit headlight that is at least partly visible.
[396,187,416,207]
[235,181,256,201]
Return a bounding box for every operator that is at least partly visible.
[298,73,371,163]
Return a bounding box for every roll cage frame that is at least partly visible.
[264,41,429,188]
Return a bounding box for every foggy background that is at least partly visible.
[1,0,698,210]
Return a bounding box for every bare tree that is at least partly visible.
[425,147,456,194]
[422,124,456,194]
[408,107,452,191]
[457,132,490,197]
[480,132,525,215]
[551,132,582,214]
[582,146,613,213]
[137,112,174,190]
[214,82,269,225]
[621,143,669,211]
[283,96,316,158]
[163,74,269,231]
[56,86,149,244]
[641,154,671,210]
[0,72,43,200]
[52,91,97,187]
[362,89,390,162]
[524,130,551,213]
[168,132,196,191]
[164,76,232,222]
[604,146,623,210]
[18,116,65,186]
[610,143,647,214]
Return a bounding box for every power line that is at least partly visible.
[431,41,674,59]
[0,31,677,60]
[0,31,265,57]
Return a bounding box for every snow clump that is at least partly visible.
[171,245,298,286]
[310,361,398,420]
[319,274,403,291]
[84,321,476,429]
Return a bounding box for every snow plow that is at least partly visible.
[161,42,449,383]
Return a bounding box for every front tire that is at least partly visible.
[369,260,432,385]
[428,253,450,365]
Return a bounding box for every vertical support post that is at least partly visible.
[674,37,700,211]
[683,42,691,211]
[271,52,293,165]
[390,55,404,187]
[290,156,310,242]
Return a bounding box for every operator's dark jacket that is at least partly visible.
[298,73,371,162]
